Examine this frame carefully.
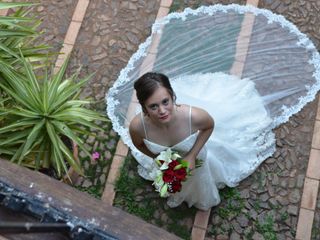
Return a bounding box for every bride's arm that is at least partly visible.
[185,107,214,169]
[129,116,157,158]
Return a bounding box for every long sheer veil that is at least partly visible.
[106,4,320,173]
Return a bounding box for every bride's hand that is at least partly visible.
[184,154,196,170]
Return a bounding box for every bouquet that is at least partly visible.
[152,148,191,198]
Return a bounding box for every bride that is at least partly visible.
[128,71,274,210]
[129,72,214,170]
[106,4,320,210]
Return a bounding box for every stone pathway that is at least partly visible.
[68,0,161,101]
[108,0,320,239]
[9,0,320,239]
[15,0,78,53]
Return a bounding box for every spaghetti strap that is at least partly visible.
[189,105,192,136]
[140,112,148,140]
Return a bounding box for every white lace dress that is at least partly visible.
[135,72,275,210]
[106,4,320,210]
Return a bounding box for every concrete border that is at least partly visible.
[102,0,173,203]
[296,94,320,240]
[53,0,90,73]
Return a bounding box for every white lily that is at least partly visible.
[155,148,175,170]
[171,152,181,160]
[152,170,164,191]
[160,184,169,198]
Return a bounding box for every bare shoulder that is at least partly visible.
[191,106,214,129]
[129,114,144,137]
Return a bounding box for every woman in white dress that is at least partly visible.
[106,4,320,210]
[128,71,274,210]
[129,72,214,170]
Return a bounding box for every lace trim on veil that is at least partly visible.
[106,4,320,179]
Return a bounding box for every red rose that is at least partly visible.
[168,160,179,169]
[171,181,182,193]
[175,168,187,180]
[163,169,175,183]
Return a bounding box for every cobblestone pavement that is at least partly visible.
[170,0,246,12]
[16,0,78,53]
[207,101,316,239]
[205,0,320,239]
[66,0,161,196]
[68,0,161,101]
[16,0,160,198]
[17,0,320,239]
[259,0,320,49]
[114,0,320,239]
[74,123,118,198]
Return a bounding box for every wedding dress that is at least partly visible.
[141,73,274,210]
[106,4,320,210]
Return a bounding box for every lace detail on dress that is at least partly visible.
[106,4,320,209]
[107,4,320,140]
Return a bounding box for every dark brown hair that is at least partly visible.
[134,72,176,113]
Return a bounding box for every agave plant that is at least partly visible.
[0,2,51,68]
[0,54,108,177]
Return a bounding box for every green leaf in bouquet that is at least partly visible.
[173,164,183,170]
[160,184,169,198]
[180,159,190,168]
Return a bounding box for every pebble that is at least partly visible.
[280,179,288,188]
[252,231,264,240]
[267,185,275,197]
[276,196,289,206]
[288,205,298,216]
[289,189,301,204]
[79,151,87,158]
[84,161,90,170]
[260,193,269,202]
[160,213,168,223]
[82,179,92,188]
[230,232,241,240]
[99,174,106,183]
[271,174,279,185]
[37,6,44,12]
[216,235,228,240]
[268,198,277,207]
[278,189,288,197]
[240,189,250,199]
[126,32,140,45]
[107,139,117,149]
[288,178,296,188]
[135,196,144,202]
[181,218,193,229]
[93,141,99,151]
[236,214,248,228]
[296,174,305,188]
[104,151,112,161]
[153,210,160,219]
[249,208,258,220]
[92,52,108,61]
[134,189,144,195]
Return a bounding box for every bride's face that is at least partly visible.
[144,86,174,124]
